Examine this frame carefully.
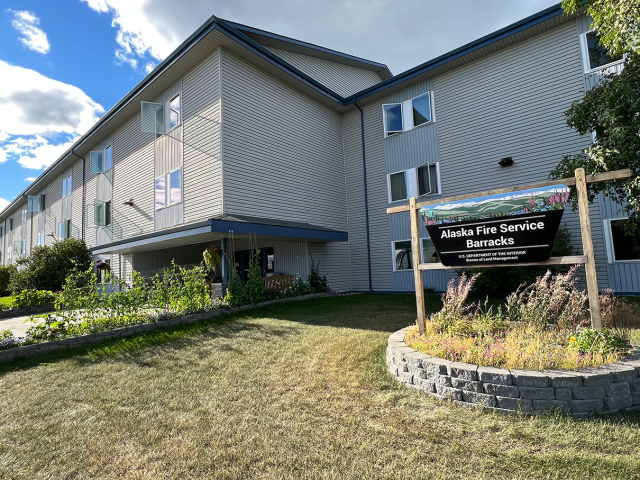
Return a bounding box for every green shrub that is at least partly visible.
[224,267,248,307]
[461,226,575,296]
[13,290,55,309]
[10,238,93,294]
[0,265,16,294]
[245,249,265,304]
[307,257,330,293]
[285,276,311,297]
[569,329,628,356]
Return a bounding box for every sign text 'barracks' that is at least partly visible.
[419,185,569,267]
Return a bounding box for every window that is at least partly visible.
[8,218,12,231]
[388,172,408,202]
[412,93,432,127]
[155,168,182,209]
[169,95,181,130]
[155,176,166,209]
[21,209,27,224]
[58,219,71,240]
[582,31,624,72]
[393,240,413,271]
[28,194,45,212]
[607,219,640,261]
[382,103,403,136]
[90,147,112,176]
[62,174,72,197]
[20,240,26,255]
[6,246,11,261]
[94,200,112,227]
[422,237,438,264]
[37,231,45,246]
[417,163,439,196]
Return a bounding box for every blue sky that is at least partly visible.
[0,0,557,211]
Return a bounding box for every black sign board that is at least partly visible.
[420,185,569,267]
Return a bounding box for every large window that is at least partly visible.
[608,219,640,261]
[388,171,408,202]
[582,31,624,72]
[417,163,439,196]
[155,168,182,209]
[382,103,403,136]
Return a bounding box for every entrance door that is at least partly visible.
[234,247,275,281]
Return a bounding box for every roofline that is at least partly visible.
[223,20,393,77]
[350,2,565,102]
[1,3,568,218]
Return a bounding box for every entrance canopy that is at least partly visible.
[91,214,348,255]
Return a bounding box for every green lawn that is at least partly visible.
[1,294,640,479]
[0,296,13,309]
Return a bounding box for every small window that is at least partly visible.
[58,219,71,240]
[422,237,438,264]
[583,31,624,72]
[104,146,112,171]
[417,163,439,196]
[389,172,408,202]
[105,201,112,226]
[21,209,27,224]
[37,231,45,246]
[62,174,72,197]
[90,150,103,175]
[7,246,11,261]
[169,94,181,130]
[28,194,44,212]
[94,200,111,227]
[412,93,432,127]
[20,240,26,255]
[609,219,640,261]
[393,240,413,271]
[383,103,403,136]
[168,168,182,205]
[155,176,166,209]
[8,218,13,231]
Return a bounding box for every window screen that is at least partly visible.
[585,31,623,70]
[610,219,640,261]
[383,104,403,135]
[389,172,408,202]
[394,240,413,270]
[412,93,431,127]
[418,163,439,196]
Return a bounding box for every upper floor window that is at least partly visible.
[62,173,73,197]
[8,218,12,231]
[581,31,624,73]
[169,95,181,130]
[21,209,27,224]
[90,146,112,178]
[387,162,441,203]
[94,200,112,227]
[155,167,182,210]
[382,92,435,137]
[28,194,45,212]
[37,231,45,246]
[383,104,403,137]
[141,93,182,135]
[58,219,71,240]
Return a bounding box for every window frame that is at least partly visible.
[155,167,183,210]
[409,92,435,129]
[604,217,640,263]
[382,103,404,137]
[62,174,73,197]
[387,170,410,203]
[391,235,437,272]
[21,209,27,224]
[416,162,441,197]
[168,94,181,131]
[580,30,626,74]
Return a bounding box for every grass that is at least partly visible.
[0,294,640,479]
[0,296,13,309]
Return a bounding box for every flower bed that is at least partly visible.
[405,269,635,371]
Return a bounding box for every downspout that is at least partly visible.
[353,99,373,292]
[71,149,86,242]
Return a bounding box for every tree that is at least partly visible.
[10,238,93,293]
[562,0,640,56]
[551,1,640,233]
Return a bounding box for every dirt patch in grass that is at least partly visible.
[1,294,639,479]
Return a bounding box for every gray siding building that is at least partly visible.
[1,4,637,294]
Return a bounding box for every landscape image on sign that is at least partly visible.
[419,185,569,226]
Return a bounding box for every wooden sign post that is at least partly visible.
[388,168,632,332]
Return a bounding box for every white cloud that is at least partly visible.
[0,198,9,211]
[9,10,50,55]
[24,177,36,182]
[81,0,558,74]
[144,62,155,73]
[0,60,103,170]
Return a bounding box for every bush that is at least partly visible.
[13,290,55,309]
[461,226,575,296]
[10,238,93,294]
[0,265,16,294]
[307,257,330,293]
[224,250,266,307]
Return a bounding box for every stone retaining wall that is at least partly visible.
[0,292,335,364]
[387,327,640,417]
